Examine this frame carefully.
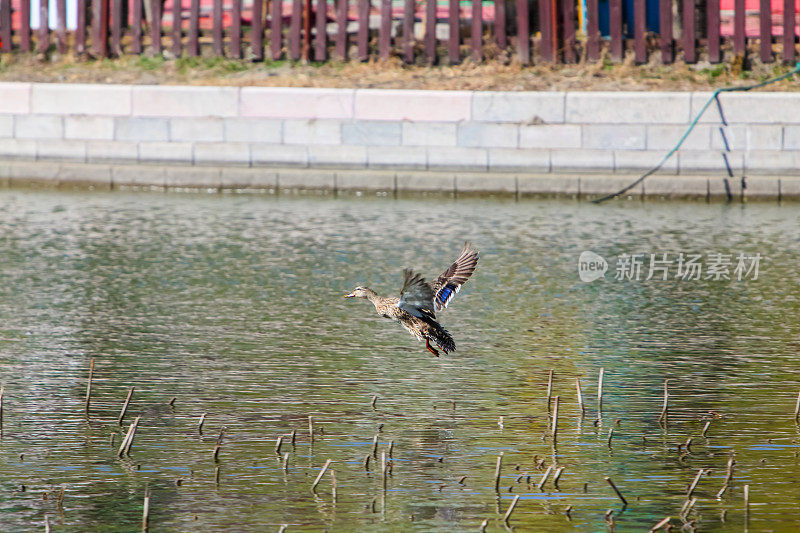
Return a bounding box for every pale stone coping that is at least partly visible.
[1,161,798,200]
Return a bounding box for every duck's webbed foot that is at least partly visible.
[425,339,440,357]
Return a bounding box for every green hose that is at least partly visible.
[593,62,800,204]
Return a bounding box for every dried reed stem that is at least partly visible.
[686,468,705,497]
[546,370,554,409]
[604,476,627,506]
[503,494,520,524]
[494,452,503,492]
[372,434,379,458]
[551,396,560,439]
[538,465,553,490]
[702,420,711,437]
[371,395,378,409]
[576,378,585,415]
[658,379,669,424]
[84,357,95,414]
[331,469,337,501]
[553,466,565,488]
[388,440,394,459]
[649,516,671,532]
[795,390,800,422]
[118,416,140,457]
[311,459,332,492]
[275,436,284,455]
[141,484,150,532]
[744,484,750,513]
[597,368,605,416]
[197,413,206,434]
[381,451,388,490]
[118,386,134,426]
[308,416,314,443]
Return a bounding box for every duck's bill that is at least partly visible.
[344,292,355,298]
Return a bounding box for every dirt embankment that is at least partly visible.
[1,50,799,91]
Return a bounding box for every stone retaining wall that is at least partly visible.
[1,82,800,197]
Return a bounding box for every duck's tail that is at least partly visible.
[428,321,456,354]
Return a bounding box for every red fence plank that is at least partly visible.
[188,0,199,55]
[609,0,622,61]
[172,0,183,56]
[302,0,311,60]
[734,0,745,54]
[402,0,414,62]
[231,0,241,58]
[91,0,104,56]
[337,0,349,60]
[471,0,482,61]
[448,0,459,63]
[495,0,505,49]
[760,0,771,62]
[563,0,575,63]
[0,0,11,52]
[587,0,599,61]
[380,0,391,59]
[356,0,367,60]
[251,0,263,60]
[314,0,327,61]
[538,0,553,61]
[21,0,32,51]
[38,0,50,53]
[424,0,435,63]
[682,0,695,63]
[783,0,795,63]
[289,0,301,60]
[111,0,122,55]
[132,0,142,54]
[707,0,719,62]
[633,0,644,63]
[150,0,161,55]
[213,0,223,56]
[270,0,282,59]
[56,0,67,53]
[516,0,528,64]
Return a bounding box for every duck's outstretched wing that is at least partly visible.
[398,269,437,321]
[431,242,479,311]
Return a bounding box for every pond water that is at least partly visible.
[0,188,798,532]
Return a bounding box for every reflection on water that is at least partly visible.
[0,189,798,532]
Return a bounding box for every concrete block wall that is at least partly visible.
[1,82,799,195]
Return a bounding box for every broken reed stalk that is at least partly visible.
[363,454,371,470]
[686,468,705,497]
[311,459,332,492]
[282,452,289,472]
[215,466,220,485]
[290,429,296,445]
[702,420,711,437]
[553,466,565,488]
[795,390,800,422]
[546,370,554,409]
[537,465,553,490]
[308,416,314,443]
[381,451,388,490]
[658,379,669,424]
[371,395,378,409]
[275,436,284,454]
[494,452,503,492]
[649,516,671,532]
[607,427,614,447]
[168,397,176,407]
[604,476,628,506]
[197,413,206,434]
[372,434,379,458]
[0,385,4,434]
[744,484,750,514]
[576,378,585,415]
[388,440,394,459]
[597,367,605,416]
[724,454,735,485]
[45,515,50,533]
[118,417,140,458]
[331,469,337,501]
[277,526,287,533]
[141,484,150,532]
[478,519,489,532]
[502,494,520,524]
[85,357,95,414]
[551,396,560,439]
[118,386,135,426]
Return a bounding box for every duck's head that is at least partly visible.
[344,286,370,299]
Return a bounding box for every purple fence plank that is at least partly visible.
[538,0,553,61]
[39,0,50,53]
[289,0,301,60]
[21,0,32,51]
[682,0,695,63]
[314,0,327,61]
[188,0,199,55]
[231,0,242,57]
[587,0,599,60]
[783,0,795,63]
[56,0,67,53]
[660,0,672,62]
[760,0,771,62]
[633,0,644,63]
[132,0,142,54]
[251,0,263,59]
[516,0,528,63]
[337,0,348,60]
[213,0,223,56]
[610,0,622,60]
[563,0,575,62]
[734,0,745,54]
[0,0,10,52]
[357,0,368,60]
[424,0,435,63]
[495,0,505,49]
[707,0,719,62]
[270,0,282,59]
[150,0,162,54]
[172,0,182,56]
[403,0,414,62]
[471,0,482,61]
[380,0,391,58]
[111,0,122,55]
[448,0,458,63]
[91,0,103,56]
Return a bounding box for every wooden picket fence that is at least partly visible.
[0,0,799,64]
